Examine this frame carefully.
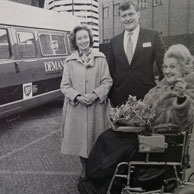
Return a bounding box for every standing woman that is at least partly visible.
[60,25,112,178]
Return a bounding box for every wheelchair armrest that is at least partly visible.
[110,119,146,133]
[113,126,145,133]
[153,123,182,134]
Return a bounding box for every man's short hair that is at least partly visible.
[119,0,140,12]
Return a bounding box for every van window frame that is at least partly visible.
[0,28,12,59]
[38,31,67,57]
[16,30,37,59]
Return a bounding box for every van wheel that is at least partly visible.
[173,185,194,194]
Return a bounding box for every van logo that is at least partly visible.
[24,85,32,96]
[23,83,32,100]
[44,60,65,72]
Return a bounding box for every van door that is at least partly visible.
[14,29,66,109]
[0,27,22,119]
[14,29,39,109]
[37,31,67,94]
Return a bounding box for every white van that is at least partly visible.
[0,1,80,119]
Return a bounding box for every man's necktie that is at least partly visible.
[126,32,133,65]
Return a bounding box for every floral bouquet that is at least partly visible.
[110,95,155,132]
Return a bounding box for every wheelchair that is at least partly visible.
[106,124,194,194]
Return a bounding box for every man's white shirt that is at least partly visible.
[123,25,140,56]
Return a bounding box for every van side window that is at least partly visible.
[17,31,36,58]
[0,29,11,59]
[51,35,66,54]
[39,33,67,56]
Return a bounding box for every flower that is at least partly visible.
[110,95,155,127]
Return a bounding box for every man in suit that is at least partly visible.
[108,0,165,107]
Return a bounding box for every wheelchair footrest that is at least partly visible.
[115,174,128,179]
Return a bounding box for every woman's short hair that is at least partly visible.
[164,44,194,74]
[119,0,140,12]
[69,25,94,50]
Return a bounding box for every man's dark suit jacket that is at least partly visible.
[108,28,165,107]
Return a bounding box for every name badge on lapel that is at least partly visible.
[143,42,152,47]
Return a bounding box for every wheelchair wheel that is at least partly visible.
[173,185,194,194]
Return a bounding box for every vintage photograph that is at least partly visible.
[0,0,194,194]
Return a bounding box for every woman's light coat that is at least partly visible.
[60,50,112,158]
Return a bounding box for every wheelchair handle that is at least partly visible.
[154,123,179,129]
[153,123,179,130]
[152,123,184,134]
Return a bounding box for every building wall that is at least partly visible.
[99,0,194,45]
[99,0,123,43]
[46,0,99,48]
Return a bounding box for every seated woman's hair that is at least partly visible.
[69,25,94,50]
[164,44,194,74]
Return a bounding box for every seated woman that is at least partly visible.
[78,44,194,194]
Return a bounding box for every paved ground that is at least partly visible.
[0,101,81,194]
[0,101,194,194]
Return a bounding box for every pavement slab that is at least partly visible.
[0,102,81,194]
[1,101,194,194]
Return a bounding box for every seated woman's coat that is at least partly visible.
[144,71,194,129]
[78,72,194,194]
